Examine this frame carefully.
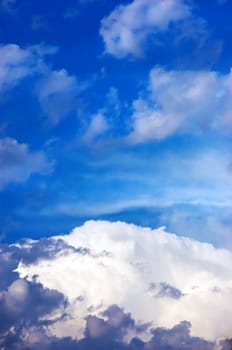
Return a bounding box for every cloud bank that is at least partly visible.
[10,220,232,347]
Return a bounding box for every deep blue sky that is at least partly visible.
[0,0,232,246]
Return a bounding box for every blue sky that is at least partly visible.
[2,1,232,348]
[0,0,232,246]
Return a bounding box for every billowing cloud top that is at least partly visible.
[1,220,228,349]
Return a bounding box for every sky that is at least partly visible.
[0,0,232,349]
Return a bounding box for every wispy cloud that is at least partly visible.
[100,0,191,58]
[0,43,82,125]
[0,138,53,190]
[35,69,79,125]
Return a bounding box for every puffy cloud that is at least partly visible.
[16,220,232,342]
[127,67,231,143]
[0,244,66,349]
[144,321,214,350]
[0,220,231,348]
[0,238,217,349]
[100,0,191,58]
[0,137,52,189]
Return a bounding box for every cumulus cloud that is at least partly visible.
[15,220,232,342]
[0,220,231,348]
[0,250,214,349]
[100,0,191,58]
[127,67,232,143]
[0,137,52,189]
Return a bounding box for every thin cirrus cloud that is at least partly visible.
[35,68,79,125]
[0,137,52,190]
[0,44,40,92]
[100,0,192,58]
[0,43,80,125]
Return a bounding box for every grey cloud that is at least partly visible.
[145,321,214,350]
[218,339,232,350]
[149,282,184,299]
[13,237,103,266]
[0,245,18,289]
[0,279,65,333]
[0,243,67,349]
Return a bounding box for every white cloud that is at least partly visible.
[127,67,231,143]
[0,137,52,189]
[100,0,191,58]
[17,220,232,341]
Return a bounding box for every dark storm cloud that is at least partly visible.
[145,321,214,350]
[219,338,232,350]
[0,243,67,349]
[11,238,91,265]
